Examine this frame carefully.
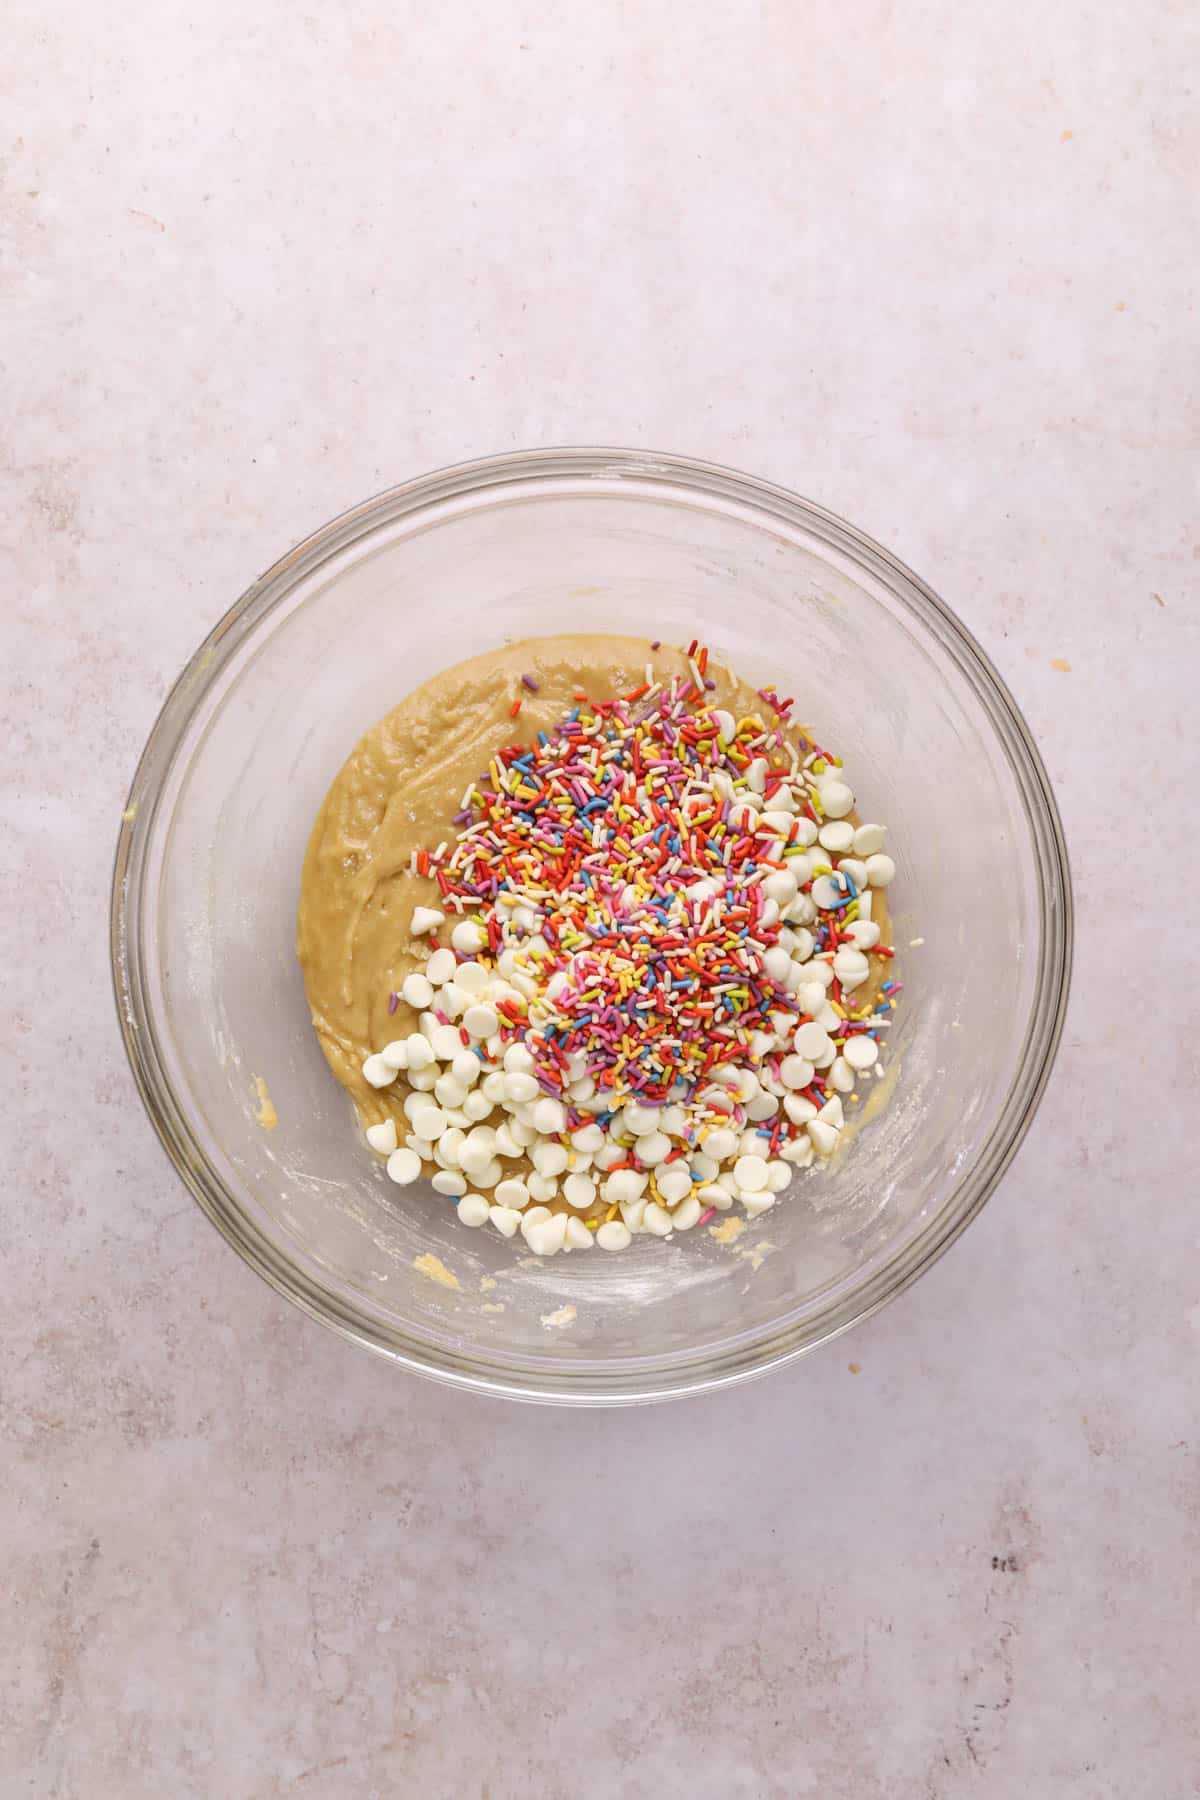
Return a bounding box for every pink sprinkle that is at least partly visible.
[697,1207,716,1227]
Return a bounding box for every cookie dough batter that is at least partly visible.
[297,634,896,1249]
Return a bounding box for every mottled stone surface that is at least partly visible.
[3,3,1197,1795]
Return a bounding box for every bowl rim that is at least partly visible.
[111,446,1073,1405]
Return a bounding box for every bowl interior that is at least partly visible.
[118,458,1067,1399]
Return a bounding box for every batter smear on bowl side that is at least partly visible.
[297,635,901,1256]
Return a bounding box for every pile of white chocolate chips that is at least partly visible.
[359,650,899,1255]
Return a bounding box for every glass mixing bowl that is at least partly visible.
[111,449,1071,1404]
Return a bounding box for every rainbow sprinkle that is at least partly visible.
[407,646,898,1166]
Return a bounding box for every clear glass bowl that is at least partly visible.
[111,449,1071,1405]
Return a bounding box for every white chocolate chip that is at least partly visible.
[844,1035,880,1071]
[451,920,487,955]
[829,1056,855,1093]
[434,1073,467,1109]
[818,821,855,853]
[400,972,434,1010]
[779,1055,814,1090]
[385,1147,421,1185]
[532,1096,566,1135]
[620,1197,647,1232]
[365,1119,398,1155]
[362,1053,397,1088]
[733,1154,769,1192]
[818,780,854,818]
[741,1190,775,1217]
[810,874,846,911]
[793,1021,834,1061]
[456,1193,490,1227]
[833,947,870,991]
[463,1003,498,1039]
[656,1165,692,1206]
[425,947,456,985]
[563,1172,596,1210]
[807,1118,839,1157]
[596,1221,632,1251]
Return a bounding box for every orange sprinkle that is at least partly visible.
[510,699,522,718]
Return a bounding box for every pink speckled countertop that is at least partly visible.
[4,4,1198,1795]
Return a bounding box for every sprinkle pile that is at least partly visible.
[360,643,900,1256]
